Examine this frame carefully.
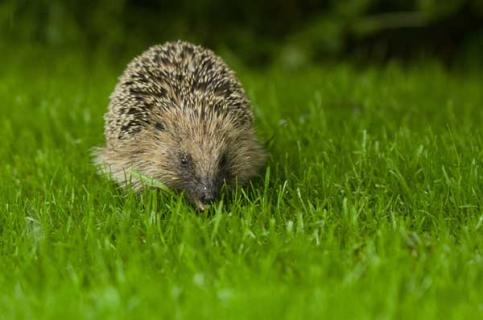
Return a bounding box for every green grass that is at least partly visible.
[0,47,482,319]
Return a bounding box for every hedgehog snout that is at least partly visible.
[198,179,218,203]
[199,188,216,205]
[191,178,219,210]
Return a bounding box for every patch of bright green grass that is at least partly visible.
[0,48,481,319]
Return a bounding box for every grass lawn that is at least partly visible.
[0,47,482,319]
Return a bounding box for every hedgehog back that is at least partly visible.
[105,41,253,144]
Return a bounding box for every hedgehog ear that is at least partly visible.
[154,121,165,131]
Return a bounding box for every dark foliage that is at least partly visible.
[1,0,482,66]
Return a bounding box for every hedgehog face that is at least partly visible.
[165,118,236,209]
[143,110,265,210]
[171,147,230,210]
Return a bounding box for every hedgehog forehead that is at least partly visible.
[156,103,241,167]
[176,124,228,157]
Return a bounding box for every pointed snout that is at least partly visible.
[193,179,219,210]
[199,181,218,205]
[199,188,216,205]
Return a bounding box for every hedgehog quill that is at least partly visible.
[94,41,266,210]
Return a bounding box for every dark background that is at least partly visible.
[1,0,483,68]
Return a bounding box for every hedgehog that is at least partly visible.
[94,41,266,210]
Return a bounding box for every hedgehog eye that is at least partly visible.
[154,121,165,131]
[179,153,192,168]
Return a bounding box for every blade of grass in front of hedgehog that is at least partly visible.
[130,170,172,193]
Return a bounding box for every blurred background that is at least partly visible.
[1,0,483,68]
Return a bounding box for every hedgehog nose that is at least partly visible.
[199,183,217,205]
[200,191,216,205]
